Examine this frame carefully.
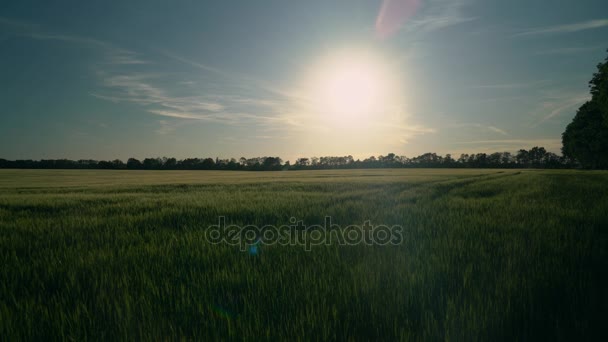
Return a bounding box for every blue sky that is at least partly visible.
[1,0,607,161]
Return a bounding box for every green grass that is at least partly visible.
[0,169,606,340]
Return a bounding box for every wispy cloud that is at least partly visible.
[451,123,509,136]
[515,19,608,37]
[371,120,437,145]
[1,16,436,148]
[404,0,476,33]
[467,80,550,89]
[487,126,508,136]
[92,72,296,127]
[160,50,310,106]
[0,17,147,65]
[532,90,590,125]
[1,17,294,130]
[0,17,38,31]
[408,15,476,33]
[156,120,176,135]
[533,46,604,56]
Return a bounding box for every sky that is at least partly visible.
[1,0,607,162]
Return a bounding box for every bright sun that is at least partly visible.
[321,61,384,117]
[305,49,397,125]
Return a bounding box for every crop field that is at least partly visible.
[0,169,607,340]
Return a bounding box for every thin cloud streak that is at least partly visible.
[1,17,147,65]
[535,92,590,125]
[487,126,509,136]
[159,49,312,106]
[533,46,604,55]
[467,80,550,89]
[450,123,509,136]
[403,0,476,33]
[515,19,608,37]
[95,72,297,127]
[375,0,476,38]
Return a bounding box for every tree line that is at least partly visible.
[0,147,576,171]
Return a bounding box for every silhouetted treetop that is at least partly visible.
[562,49,608,169]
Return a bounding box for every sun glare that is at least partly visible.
[321,61,384,117]
[305,49,398,126]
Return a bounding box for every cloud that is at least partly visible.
[93,72,295,126]
[515,19,608,37]
[450,123,509,136]
[375,123,436,134]
[487,126,508,136]
[533,91,590,125]
[160,50,311,106]
[0,20,291,130]
[373,0,476,39]
[533,46,605,56]
[467,80,550,89]
[371,121,437,145]
[156,120,176,135]
[403,0,476,33]
[1,16,436,149]
[0,17,147,65]
[0,17,38,31]
[408,15,476,33]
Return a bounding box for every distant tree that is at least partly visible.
[97,160,114,169]
[77,160,97,169]
[181,158,200,169]
[488,152,502,166]
[382,153,396,166]
[201,158,215,169]
[295,158,310,167]
[262,157,282,170]
[411,153,441,167]
[457,154,469,166]
[142,158,162,170]
[111,159,126,169]
[226,158,239,170]
[528,147,548,167]
[544,152,562,168]
[127,158,142,169]
[516,149,530,167]
[443,153,454,166]
[501,152,514,165]
[163,157,177,169]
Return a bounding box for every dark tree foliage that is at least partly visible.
[562,102,608,169]
[590,50,608,118]
[562,49,608,169]
[0,147,571,171]
[126,158,142,169]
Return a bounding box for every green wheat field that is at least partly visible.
[0,169,606,340]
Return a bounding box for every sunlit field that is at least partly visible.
[1,169,606,340]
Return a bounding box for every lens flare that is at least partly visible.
[376,0,420,39]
